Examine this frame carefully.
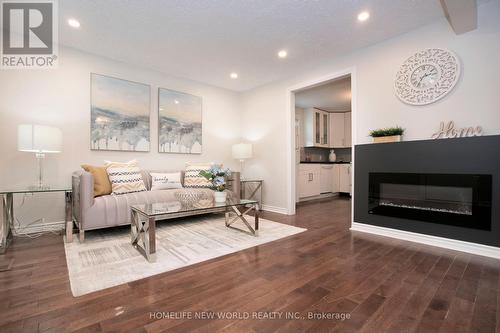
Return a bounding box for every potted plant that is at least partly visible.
[369,126,405,143]
[200,165,232,203]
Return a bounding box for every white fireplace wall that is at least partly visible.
[240,1,500,211]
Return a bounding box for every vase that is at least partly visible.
[328,149,337,162]
[214,191,227,203]
[373,135,402,143]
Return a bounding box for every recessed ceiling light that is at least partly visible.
[278,50,287,58]
[357,11,370,22]
[68,18,81,28]
[174,100,179,104]
[230,72,238,79]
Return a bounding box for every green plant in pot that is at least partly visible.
[369,126,404,143]
[199,165,232,203]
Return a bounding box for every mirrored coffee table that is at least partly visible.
[130,198,259,262]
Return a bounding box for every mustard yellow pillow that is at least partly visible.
[81,164,112,197]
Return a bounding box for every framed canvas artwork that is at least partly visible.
[158,88,202,154]
[90,73,151,151]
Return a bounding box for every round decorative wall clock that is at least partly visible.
[394,48,461,106]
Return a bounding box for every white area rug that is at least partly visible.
[64,215,306,297]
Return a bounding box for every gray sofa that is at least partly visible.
[71,169,240,242]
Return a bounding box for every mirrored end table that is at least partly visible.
[0,186,72,254]
[240,179,263,211]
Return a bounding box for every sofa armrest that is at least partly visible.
[72,170,94,229]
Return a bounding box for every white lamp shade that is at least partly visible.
[18,124,62,153]
[232,143,253,160]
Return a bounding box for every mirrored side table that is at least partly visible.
[240,180,263,211]
[0,186,72,254]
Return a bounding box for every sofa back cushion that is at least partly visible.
[184,162,213,188]
[80,164,112,197]
[105,160,147,195]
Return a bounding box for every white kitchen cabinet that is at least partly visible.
[304,108,329,147]
[297,173,312,198]
[319,164,334,193]
[321,112,329,147]
[329,112,352,148]
[299,163,351,198]
[298,164,321,198]
[332,164,340,193]
[329,113,345,148]
[339,164,352,194]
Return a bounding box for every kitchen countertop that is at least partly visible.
[300,161,351,164]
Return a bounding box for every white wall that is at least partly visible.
[0,46,242,225]
[241,1,500,212]
[1,2,499,223]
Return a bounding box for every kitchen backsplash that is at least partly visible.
[301,147,352,162]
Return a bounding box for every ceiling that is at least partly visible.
[58,0,472,91]
[295,76,351,111]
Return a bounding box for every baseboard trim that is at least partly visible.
[350,222,500,259]
[261,205,288,215]
[297,192,338,203]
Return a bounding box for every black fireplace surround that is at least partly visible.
[354,135,500,247]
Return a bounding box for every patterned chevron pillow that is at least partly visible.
[184,162,214,188]
[105,160,147,195]
[104,159,139,169]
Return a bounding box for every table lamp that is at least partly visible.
[18,124,62,189]
[232,143,252,179]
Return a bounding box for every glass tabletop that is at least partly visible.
[132,198,258,217]
[0,185,72,194]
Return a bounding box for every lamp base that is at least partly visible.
[239,159,246,180]
[34,152,47,190]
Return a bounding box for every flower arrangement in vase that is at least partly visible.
[199,164,232,203]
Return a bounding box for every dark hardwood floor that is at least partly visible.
[1,197,499,332]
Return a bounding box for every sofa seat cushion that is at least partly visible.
[82,188,213,229]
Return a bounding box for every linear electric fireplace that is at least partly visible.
[369,173,492,231]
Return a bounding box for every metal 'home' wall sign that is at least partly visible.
[431,121,483,139]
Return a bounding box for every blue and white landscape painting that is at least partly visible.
[158,88,202,154]
[91,74,150,151]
